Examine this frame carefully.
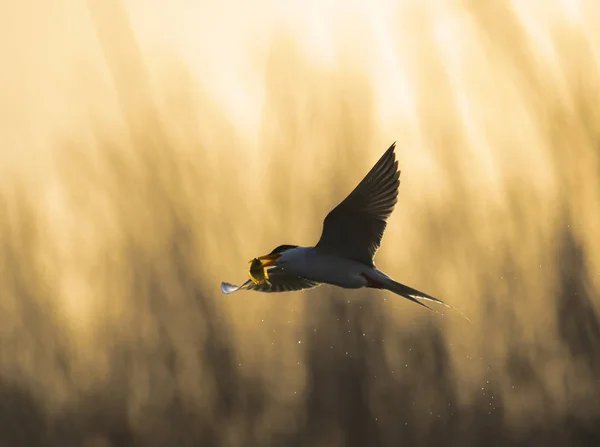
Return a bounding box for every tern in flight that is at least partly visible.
[221,143,464,316]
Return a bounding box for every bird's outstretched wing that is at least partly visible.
[315,142,400,266]
[221,268,321,294]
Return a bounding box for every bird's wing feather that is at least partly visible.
[315,142,400,266]
[221,268,321,294]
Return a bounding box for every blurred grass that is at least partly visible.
[0,0,599,446]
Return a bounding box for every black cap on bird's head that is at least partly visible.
[269,244,298,255]
[248,244,298,268]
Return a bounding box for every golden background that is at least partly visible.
[1,0,599,445]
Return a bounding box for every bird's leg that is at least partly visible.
[360,272,384,289]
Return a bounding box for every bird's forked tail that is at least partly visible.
[370,270,471,322]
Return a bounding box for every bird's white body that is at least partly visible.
[276,246,371,288]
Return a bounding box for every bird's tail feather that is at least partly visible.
[374,271,471,322]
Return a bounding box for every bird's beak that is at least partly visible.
[248,253,281,268]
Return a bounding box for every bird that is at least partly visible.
[221,142,466,317]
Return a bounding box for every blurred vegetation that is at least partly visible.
[0,0,599,446]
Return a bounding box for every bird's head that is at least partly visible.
[249,244,298,269]
[246,244,300,284]
[247,244,298,284]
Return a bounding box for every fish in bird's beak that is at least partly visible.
[248,253,281,284]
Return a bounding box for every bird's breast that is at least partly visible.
[282,248,369,289]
